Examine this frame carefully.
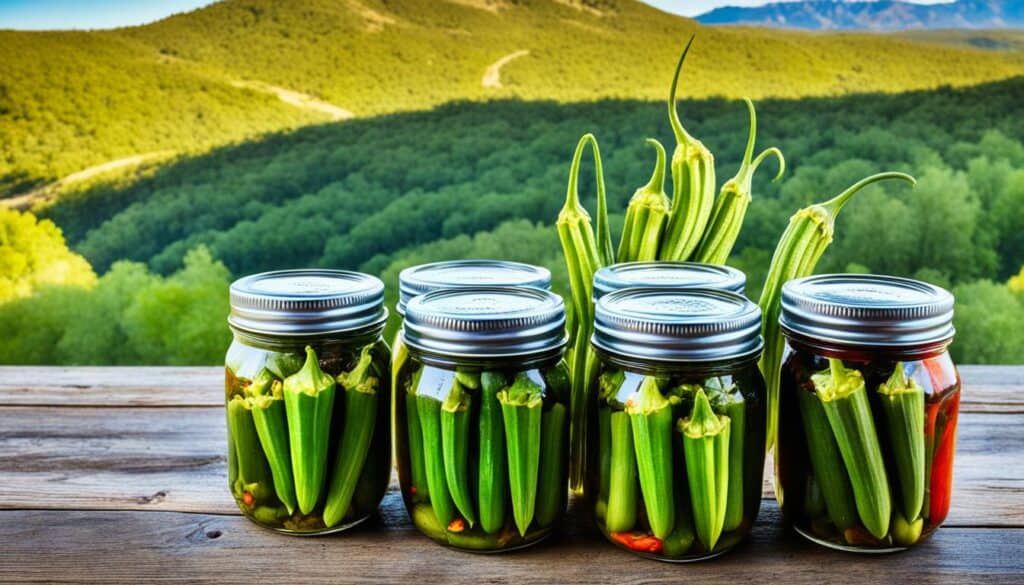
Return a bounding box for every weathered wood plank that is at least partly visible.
[0,504,1019,585]
[0,404,1020,527]
[1,365,1019,410]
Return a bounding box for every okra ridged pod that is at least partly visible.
[283,346,337,514]
[680,389,730,551]
[499,373,544,536]
[417,392,456,527]
[796,386,857,531]
[478,371,509,534]
[557,133,609,492]
[758,172,916,450]
[878,362,926,522]
[323,347,380,528]
[812,359,891,540]
[247,369,297,515]
[663,430,696,557]
[441,378,476,527]
[404,367,429,502]
[606,410,638,533]
[694,98,785,265]
[617,138,669,263]
[596,405,613,518]
[536,402,568,528]
[710,386,746,532]
[659,36,716,263]
[228,394,274,501]
[626,376,676,539]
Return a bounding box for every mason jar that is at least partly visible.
[776,274,959,552]
[225,270,391,534]
[588,288,766,561]
[593,261,746,301]
[391,260,552,421]
[395,286,570,551]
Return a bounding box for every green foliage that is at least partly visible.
[0,207,95,302]
[4,0,1024,194]
[0,247,230,365]
[949,280,1024,365]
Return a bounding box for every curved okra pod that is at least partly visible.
[812,358,891,540]
[228,394,274,504]
[323,347,380,527]
[442,377,476,527]
[680,389,730,551]
[478,371,509,534]
[626,376,676,539]
[617,139,670,263]
[247,368,297,515]
[418,390,456,527]
[283,346,337,514]
[499,372,544,536]
[878,362,926,522]
[536,402,568,528]
[710,385,746,532]
[796,386,857,531]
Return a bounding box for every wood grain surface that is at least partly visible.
[0,365,1021,584]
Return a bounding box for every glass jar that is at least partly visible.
[395,286,570,551]
[391,260,552,421]
[776,274,959,552]
[593,261,746,301]
[588,288,766,561]
[225,270,391,534]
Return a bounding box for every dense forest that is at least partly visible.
[2,78,1022,364]
[4,0,1024,194]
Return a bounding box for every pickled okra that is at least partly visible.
[627,376,676,539]
[283,346,337,515]
[247,369,297,515]
[680,389,731,551]
[500,372,544,536]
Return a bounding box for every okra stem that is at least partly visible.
[283,346,337,514]
[499,373,544,536]
[878,362,926,522]
[442,378,477,527]
[627,376,676,539]
[478,371,509,534]
[247,369,297,515]
[323,347,380,527]
[813,358,892,540]
[536,402,568,528]
[796,386,857,531]
[680,389,730,551]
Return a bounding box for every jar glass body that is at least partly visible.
[586,354,767,561]
[776,339,960,552]
[395,353,571,551]
[224,329,391,534]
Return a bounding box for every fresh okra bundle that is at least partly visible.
[224,345,385,530]
[596,369,753,557]
[403,364,569,549]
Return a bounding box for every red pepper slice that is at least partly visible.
[610,531,664,553]
[929,392,959,525]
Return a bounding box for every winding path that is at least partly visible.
[482,49,530,88]
[230,80,354,120]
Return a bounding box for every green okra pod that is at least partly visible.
[680,389,730,551]
[797,384,857,530]
[499,372,544,536]
[878,362,926,522]
[455,369,481,390]
[442,377,476,527]
[606,410,638,533]
[627,376,676,539]
[248,368,297,515]
[813,358,892,540]
[536,402,568,528]
[405,367,429,502]
[710,386,746,533]
[596,405,613,516]
[478,371,509,534]
[893,510,923,546]
[617,138,669,263]
[418,391,457,527]
[323,347,380,527]
[283,346,337,514]
[228,394,274,503]
[663,431,695,557]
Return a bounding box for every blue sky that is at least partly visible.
[0,0,953,30]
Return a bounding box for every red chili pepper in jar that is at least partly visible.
[929,392,959,525]
[610,531,664,553]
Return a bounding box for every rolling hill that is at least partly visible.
[3,0,1024,197]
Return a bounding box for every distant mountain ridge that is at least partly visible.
[696,0,1024,30]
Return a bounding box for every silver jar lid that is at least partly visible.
[229,269,387,336]
[397,260,551,315]
[593,288,763,363]
[593,261,746,300]
[780,274,955,350]
[402,286,566,364]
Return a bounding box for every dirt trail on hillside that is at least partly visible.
[231,80,354,119]
[3,152,171,210]
[482,50,530,88]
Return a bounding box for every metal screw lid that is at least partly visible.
[593,288,763,363]
[229,269,387,337]
[402,286,566,364]
[397,260,552,315]
[780,273,955,350]
[593,261,746,300]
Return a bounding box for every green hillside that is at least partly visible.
[4,0,1024,196]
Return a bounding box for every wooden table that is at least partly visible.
[0,366,1021,584]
